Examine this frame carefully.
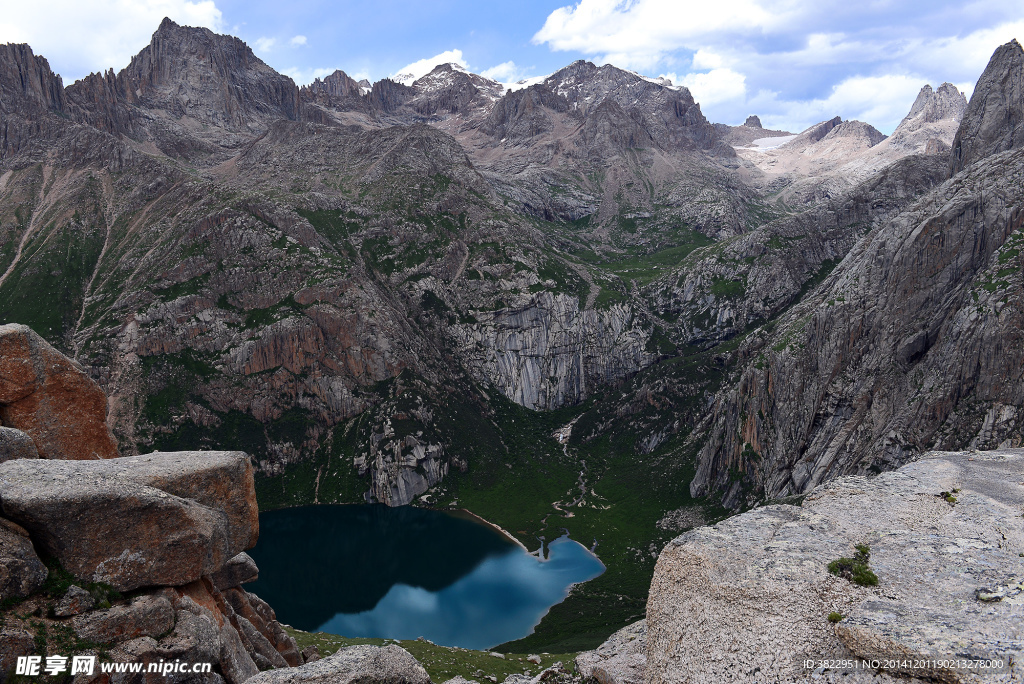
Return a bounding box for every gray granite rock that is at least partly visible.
[219,621,260,684]
[72,595,175,645]
[236,614,289,669]
[0,516,46,600]
[54,584,96,617]
[246,644,429,684]
[646,449,1024,684]
[0,427,37,463]
[211,552,259,590]
[0,628,34,682]
[0,451,258,591]
[950,39,1024,175]
[576,620,646,684]
[157,607,223,664]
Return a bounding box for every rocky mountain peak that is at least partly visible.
[64,16,304,136]
[822,120,886,147]
[801,115,843,143]
[306,69,363,99]
[533,60,719,152]
[905,82,967,124]
[0,43,65,116]
[0,43,67,157]
[743,115,762,128]
[125,17,301,127]
[156,15,178,32]
[949,38,1024,176]
[366,77,415,113]
[412,62,502,100]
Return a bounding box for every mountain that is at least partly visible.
[0,17,1012,508]
[0,43,68,157]
[1,19,1021,650]
[63,18,317,161]
[690,38,1024,507]
[950,38,1024,175]
[734,85,966,205]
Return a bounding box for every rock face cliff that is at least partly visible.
[0,43,67,158]
[950,39,1024,175]
[647,449,1024,683]
[452,294,652,410]
[692,39,1024,507]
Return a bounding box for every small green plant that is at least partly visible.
[938,488,960,505]
[828,543,879,587]
[40,557,76,597]
[827,612,844,623]
[40,557,121,609]
[88,583,121,608]
[31,619,47,655]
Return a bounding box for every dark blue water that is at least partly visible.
[246,505,604,650]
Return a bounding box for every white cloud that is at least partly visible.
[289,35,307,47]
[253,36,276,53]
[750,74,933,133]
[532,0,1024,133]
[480,61,521,82]
[0,0,223,83]
[533,0,786,70]
[391,49,468,85]
[675,68,747,106]
[690,49,724,71]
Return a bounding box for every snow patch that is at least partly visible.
[736,135,798,151]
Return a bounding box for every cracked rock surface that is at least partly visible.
[646,449,1024,684]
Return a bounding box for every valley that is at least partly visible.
[0,17,1022,669]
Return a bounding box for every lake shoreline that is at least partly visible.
[455,507,530,553]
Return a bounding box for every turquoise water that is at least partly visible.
[246,504,604,650]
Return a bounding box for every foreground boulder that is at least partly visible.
[0,324,118,460]
[0,450,258,591]
[575,620,646,684]
[212,551,260,590]
[0,427,38,463]
[646,449,1024,683]
[0,329,304,683]
[246,644,430,684]
[71,594,175,644]
[0,517,46,600]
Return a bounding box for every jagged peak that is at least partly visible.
[904,81,967,124]
[949,38,1024,175]
[0,42,66,116]
[797,116,843,143]
[157,17,178,32]
[822,119,886,146]
[305,69,363,98]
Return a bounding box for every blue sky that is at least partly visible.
[2,0,1022,134]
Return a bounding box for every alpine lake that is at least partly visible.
[246,504,606,650]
